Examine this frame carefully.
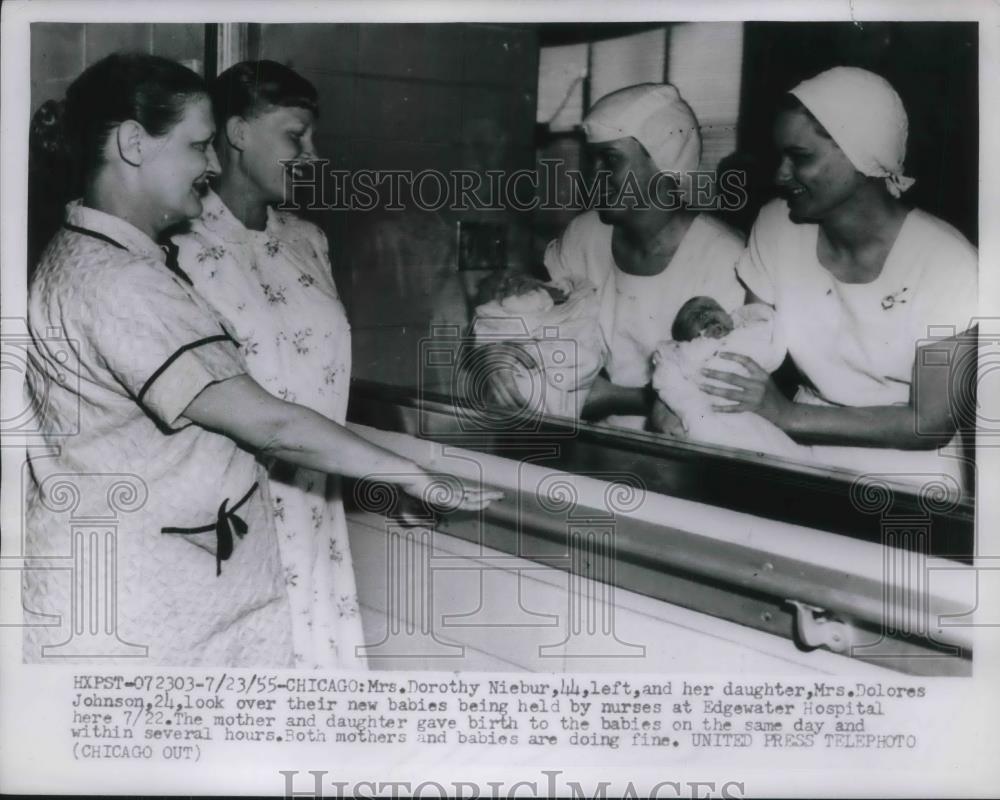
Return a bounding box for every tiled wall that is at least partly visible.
[257,23,540,388]
[30,23,205,111]
[29,22,541,391]
[346,511,890,675]
[28,24,206,272]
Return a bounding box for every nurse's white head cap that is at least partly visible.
[582,83,702,176]
[790,66,915,198]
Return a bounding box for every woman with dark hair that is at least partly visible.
[25,53,498,667]
[701,67,977,485]
[172,60,359,668]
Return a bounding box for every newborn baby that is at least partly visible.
[652,296,811,460]
[489,273,568,310]
[670,295,738,342]
[472,274,604,418]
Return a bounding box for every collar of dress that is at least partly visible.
[64,200,167,263]
[196,188,283,245]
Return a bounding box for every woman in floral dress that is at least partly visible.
[173,61,364,668]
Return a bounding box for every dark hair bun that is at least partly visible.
[28,54,206,273]
[30,99,69,157]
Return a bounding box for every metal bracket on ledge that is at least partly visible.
[786,599,855,654]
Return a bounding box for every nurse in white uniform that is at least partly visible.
[702,67,978,488]
[485,83,746,430]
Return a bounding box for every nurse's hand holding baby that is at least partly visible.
[471,273,604,419]
[472,274,545,409]
[480,82,747,429]
[663,296,789,428]
[699,347,792,426]
[688,68,977,487]
[651,296,807,460]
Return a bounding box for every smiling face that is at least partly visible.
[139,94,220,231]
[232,104,318,205]
[773,108,867,222]
[587,136,660,224]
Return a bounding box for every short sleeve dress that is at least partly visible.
[172,190,365,670]
[23,202,293,666]
[736,198,979,485]
[544,210,746,428]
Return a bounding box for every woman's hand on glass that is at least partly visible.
[699,352,792,427]
[399,467,504,512]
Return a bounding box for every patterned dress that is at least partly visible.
[24,202,293,666]
[173,190,366,669]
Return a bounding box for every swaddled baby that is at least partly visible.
[651,296,811,460]
[472,274,605,418]
[486,272,569,310]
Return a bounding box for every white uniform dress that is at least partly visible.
[24,202,293,666]
[736,198,978,485]
[544,210,746,428]
[173,190,366,669]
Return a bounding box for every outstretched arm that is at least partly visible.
[699,328,976,450]
[183,374,502,509]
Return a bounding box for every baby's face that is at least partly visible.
[674,297,734,341]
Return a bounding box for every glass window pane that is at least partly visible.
[590,27,667,103]
[667,22,743,173]
[536,42,588,131]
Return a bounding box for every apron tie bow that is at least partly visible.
[162,482,258,576]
